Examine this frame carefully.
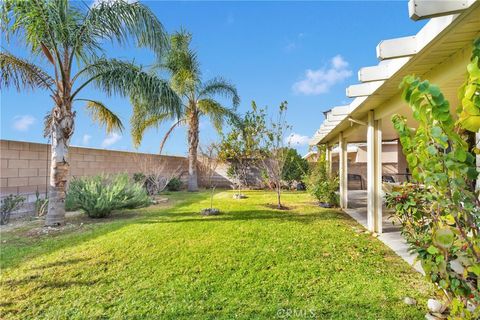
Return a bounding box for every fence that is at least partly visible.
[0,139,232,217]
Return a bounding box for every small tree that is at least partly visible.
[262,101,291,209]
[218,101,266,197]
[198,143,220,189]
[282,148,309,188]
[199,143,220,212]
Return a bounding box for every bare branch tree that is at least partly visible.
[262,101,291,209]
[132,154,185,195]
[198,143,220,189]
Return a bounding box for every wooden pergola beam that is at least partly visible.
[408,0,472,21]
[358,57,411,82]
[346,81,384,98]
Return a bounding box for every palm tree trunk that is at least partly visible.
[45,106,75,226]
[187,112,199,191]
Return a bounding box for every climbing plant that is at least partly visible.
[386,38,480,319]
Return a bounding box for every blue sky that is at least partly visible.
[0,1,426,156]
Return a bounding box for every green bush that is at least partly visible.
[65,174,151,218]
[65,192,80,212]
[166,177,182,191]
[305,147,339,207]
[281,148,309,186]
[132,172,146,184]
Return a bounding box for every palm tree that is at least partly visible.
[131,31,240,191]
[0,0,181,226]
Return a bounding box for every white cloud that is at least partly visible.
[332,55,348,69]
[82,134,92,146]
[101,133,121,148]
[292,55,352,95]
[13,115,35,131]
[286,133,310,146]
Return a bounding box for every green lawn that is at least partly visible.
[0,191,433,319]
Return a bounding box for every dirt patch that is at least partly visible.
[1,198,173,241]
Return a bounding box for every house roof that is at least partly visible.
[310,1,480,145]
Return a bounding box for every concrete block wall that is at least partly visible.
[0,139,232,217]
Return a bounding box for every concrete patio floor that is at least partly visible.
[345,190,423,274]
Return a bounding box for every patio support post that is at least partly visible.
[367,111,383,233]
[375,118,383,233]
[339,132,348,209]
[326,145,332,175]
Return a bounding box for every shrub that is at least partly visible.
[281,148,309,186]
[133,172,180,195]
[386,39,480,319]
[0,195,25,225]
[65,174,151,218]
[166,177,182,191]
[65,193,79,212]
[305,147,339,207]
[132,172,146,184]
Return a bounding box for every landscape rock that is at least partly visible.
[467,301,477,313]
[201,208,220,216]
[449,259,465,275]
[427,299,445,314]
[403,297,417,306]
[425,313,441,320]
[318,202,332,208]
[233,194,247,199]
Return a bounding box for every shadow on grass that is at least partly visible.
[29,257,91,270]
[137,208,350,226]
[4,275,98,289]
[1,192,349,270]
[1,193,210,270]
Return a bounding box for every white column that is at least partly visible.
[326,145,332,175]
[339,132,348,209]
[367,112,375,232]
[374,118,383,234]
[367,110,383,233]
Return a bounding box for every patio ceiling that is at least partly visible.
[313,1,480,145]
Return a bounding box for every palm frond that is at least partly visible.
[2,0,56,52]
[77,0,167,62]
[73,58,182,118]
[198,77,240,108]
[78,99,124,134]
[130,99,174,148]
[0,51,55,92]
[197,98,240,132]
[159,118,185,154]
[43,110,53,138]
[165,30,201,96]
[1,0,77,83]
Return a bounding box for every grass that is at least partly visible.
[0,191,433,319]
